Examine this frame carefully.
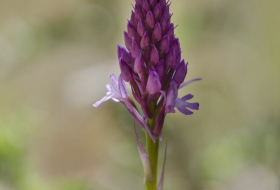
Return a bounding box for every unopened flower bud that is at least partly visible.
[142,0,150,13]
[150,45,159,64]
[131,37,140,59]
[146,69,161,94]
[120,58,132,82]
[166,48,175,67]
[124,32,132,51]
[159,35,169,52]
[149,0,157,9]
[160,15,168,32]
[146,11,155,28]
[134,53,144,73]
[173,60,187,85]
[127,22,137,38]
[117,45,132,66]
[137,18,145,37]
[140,31,150,48]
[152,23,162,42]
[134,5,143,20]
[153,4,162,21]
[156,60,165,78]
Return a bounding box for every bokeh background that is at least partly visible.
[1,0,280,189]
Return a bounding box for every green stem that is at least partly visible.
[145,119,159,190]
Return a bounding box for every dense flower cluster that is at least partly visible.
[94,0,200,139]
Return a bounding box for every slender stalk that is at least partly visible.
[145,119,159,190]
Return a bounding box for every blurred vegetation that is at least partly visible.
[0,0,280,190]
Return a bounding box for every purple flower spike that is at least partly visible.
[147,70,161,95]
[95,0,201,144]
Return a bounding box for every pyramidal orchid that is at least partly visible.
[94,1,201,189]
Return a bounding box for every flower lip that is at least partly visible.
[93,74,127,107]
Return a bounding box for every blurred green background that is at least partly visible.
[1,0,280,189]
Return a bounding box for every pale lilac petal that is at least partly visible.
[106,84,111,91]
[179,78,202,89]
[180,94,194,101]
[93,93,114,107]
[157,142,167,190]
[111,98,120,102]
[134,124,154,183]
[118,74,127,98]
[110,74,121,96]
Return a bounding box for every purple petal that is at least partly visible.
[157,142,167,190]
[181,94,194,101]
[185,102,199,110]
[176,104,193,115]
[179,78,202,89]
[134,125,154,183]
